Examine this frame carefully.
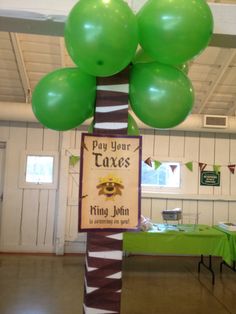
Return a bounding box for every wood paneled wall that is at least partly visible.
[0,122,236,253]
[141,129,236,226]
[59,128,86,254]
[0,121,59,252]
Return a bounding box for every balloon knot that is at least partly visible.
[97,60,104,66]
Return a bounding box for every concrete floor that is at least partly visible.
[0,254,235,314]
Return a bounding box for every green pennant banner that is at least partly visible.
[213,164,221,174]
[154,160,161,170]
[185,161,193,172]
[69,155,80,167]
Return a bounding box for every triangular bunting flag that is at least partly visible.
[69,155,80,167]
[185,162,193,172]
[199,162,207,171]
[154,160,161,170]
[144,157,152,167]
[213,164,221,174]
[228,164,236,174]
[170,165,177,173]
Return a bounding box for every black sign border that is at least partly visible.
[200,170,221,186]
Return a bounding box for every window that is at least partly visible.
[26,155,54,183]
[19,151,58,189]
[141,161,181,191]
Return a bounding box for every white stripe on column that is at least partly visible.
[88,251,123,260]
[95,104,128,113]
[83,304,117,314]
[97,84,129,93]
[85,277,99,294]
[106,233,123,240]
[106,272,122,279]
[94,122,128,129]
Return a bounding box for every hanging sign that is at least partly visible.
[200,171,220,186]
[79,133,142,231]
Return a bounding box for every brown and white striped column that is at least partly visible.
[83,67,129,314]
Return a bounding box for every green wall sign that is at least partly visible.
[200,171,220,186]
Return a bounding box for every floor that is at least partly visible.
[0,254,235,314]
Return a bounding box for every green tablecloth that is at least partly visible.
[124,224,232,265]
[214,226,236,261]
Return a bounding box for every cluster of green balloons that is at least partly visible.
[129,0,213,128]
[32,0,213,131]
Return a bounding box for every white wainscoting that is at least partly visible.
[0,122,59,253]
[1,123,236,254]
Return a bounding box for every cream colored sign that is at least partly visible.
[79,134,141,231]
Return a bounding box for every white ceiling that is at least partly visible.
[0,0,236,129]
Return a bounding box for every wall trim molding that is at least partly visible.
[0,244,54,253]
[142,192,236,202]
[64,241,86,254]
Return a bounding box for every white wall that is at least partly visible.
[57,128,87,254]
[140,129,236,226]
[64,128,236,253]
[0,122,236,253]
[0,121,60,252]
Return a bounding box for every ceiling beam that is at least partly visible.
[227,100,236,116]
[9,33,31,103]
[2,101,236,134]
[0,2,236,47]
[197,49,236,114]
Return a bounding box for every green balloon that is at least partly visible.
[129,63,194,129]
[32,68,96,131]
[133,48,189,75]
[138,0,213,65]
[128,113,139,135]
[65,0,138,77]
[132,48,155,64]
[176,62,189,75]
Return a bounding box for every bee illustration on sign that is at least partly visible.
[96,174,124,201]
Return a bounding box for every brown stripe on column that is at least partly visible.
[96,90,128,107]
[84,289,121,313]
[92,128,127,135]
[86,256,122,269]
[95,109,128,123]
[87,233,123,251]
[85,274,122,290]
[97,66,130,86]
[86,258,122,274]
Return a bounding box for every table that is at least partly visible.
[124,224,232,284]
[213,225,236,272]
